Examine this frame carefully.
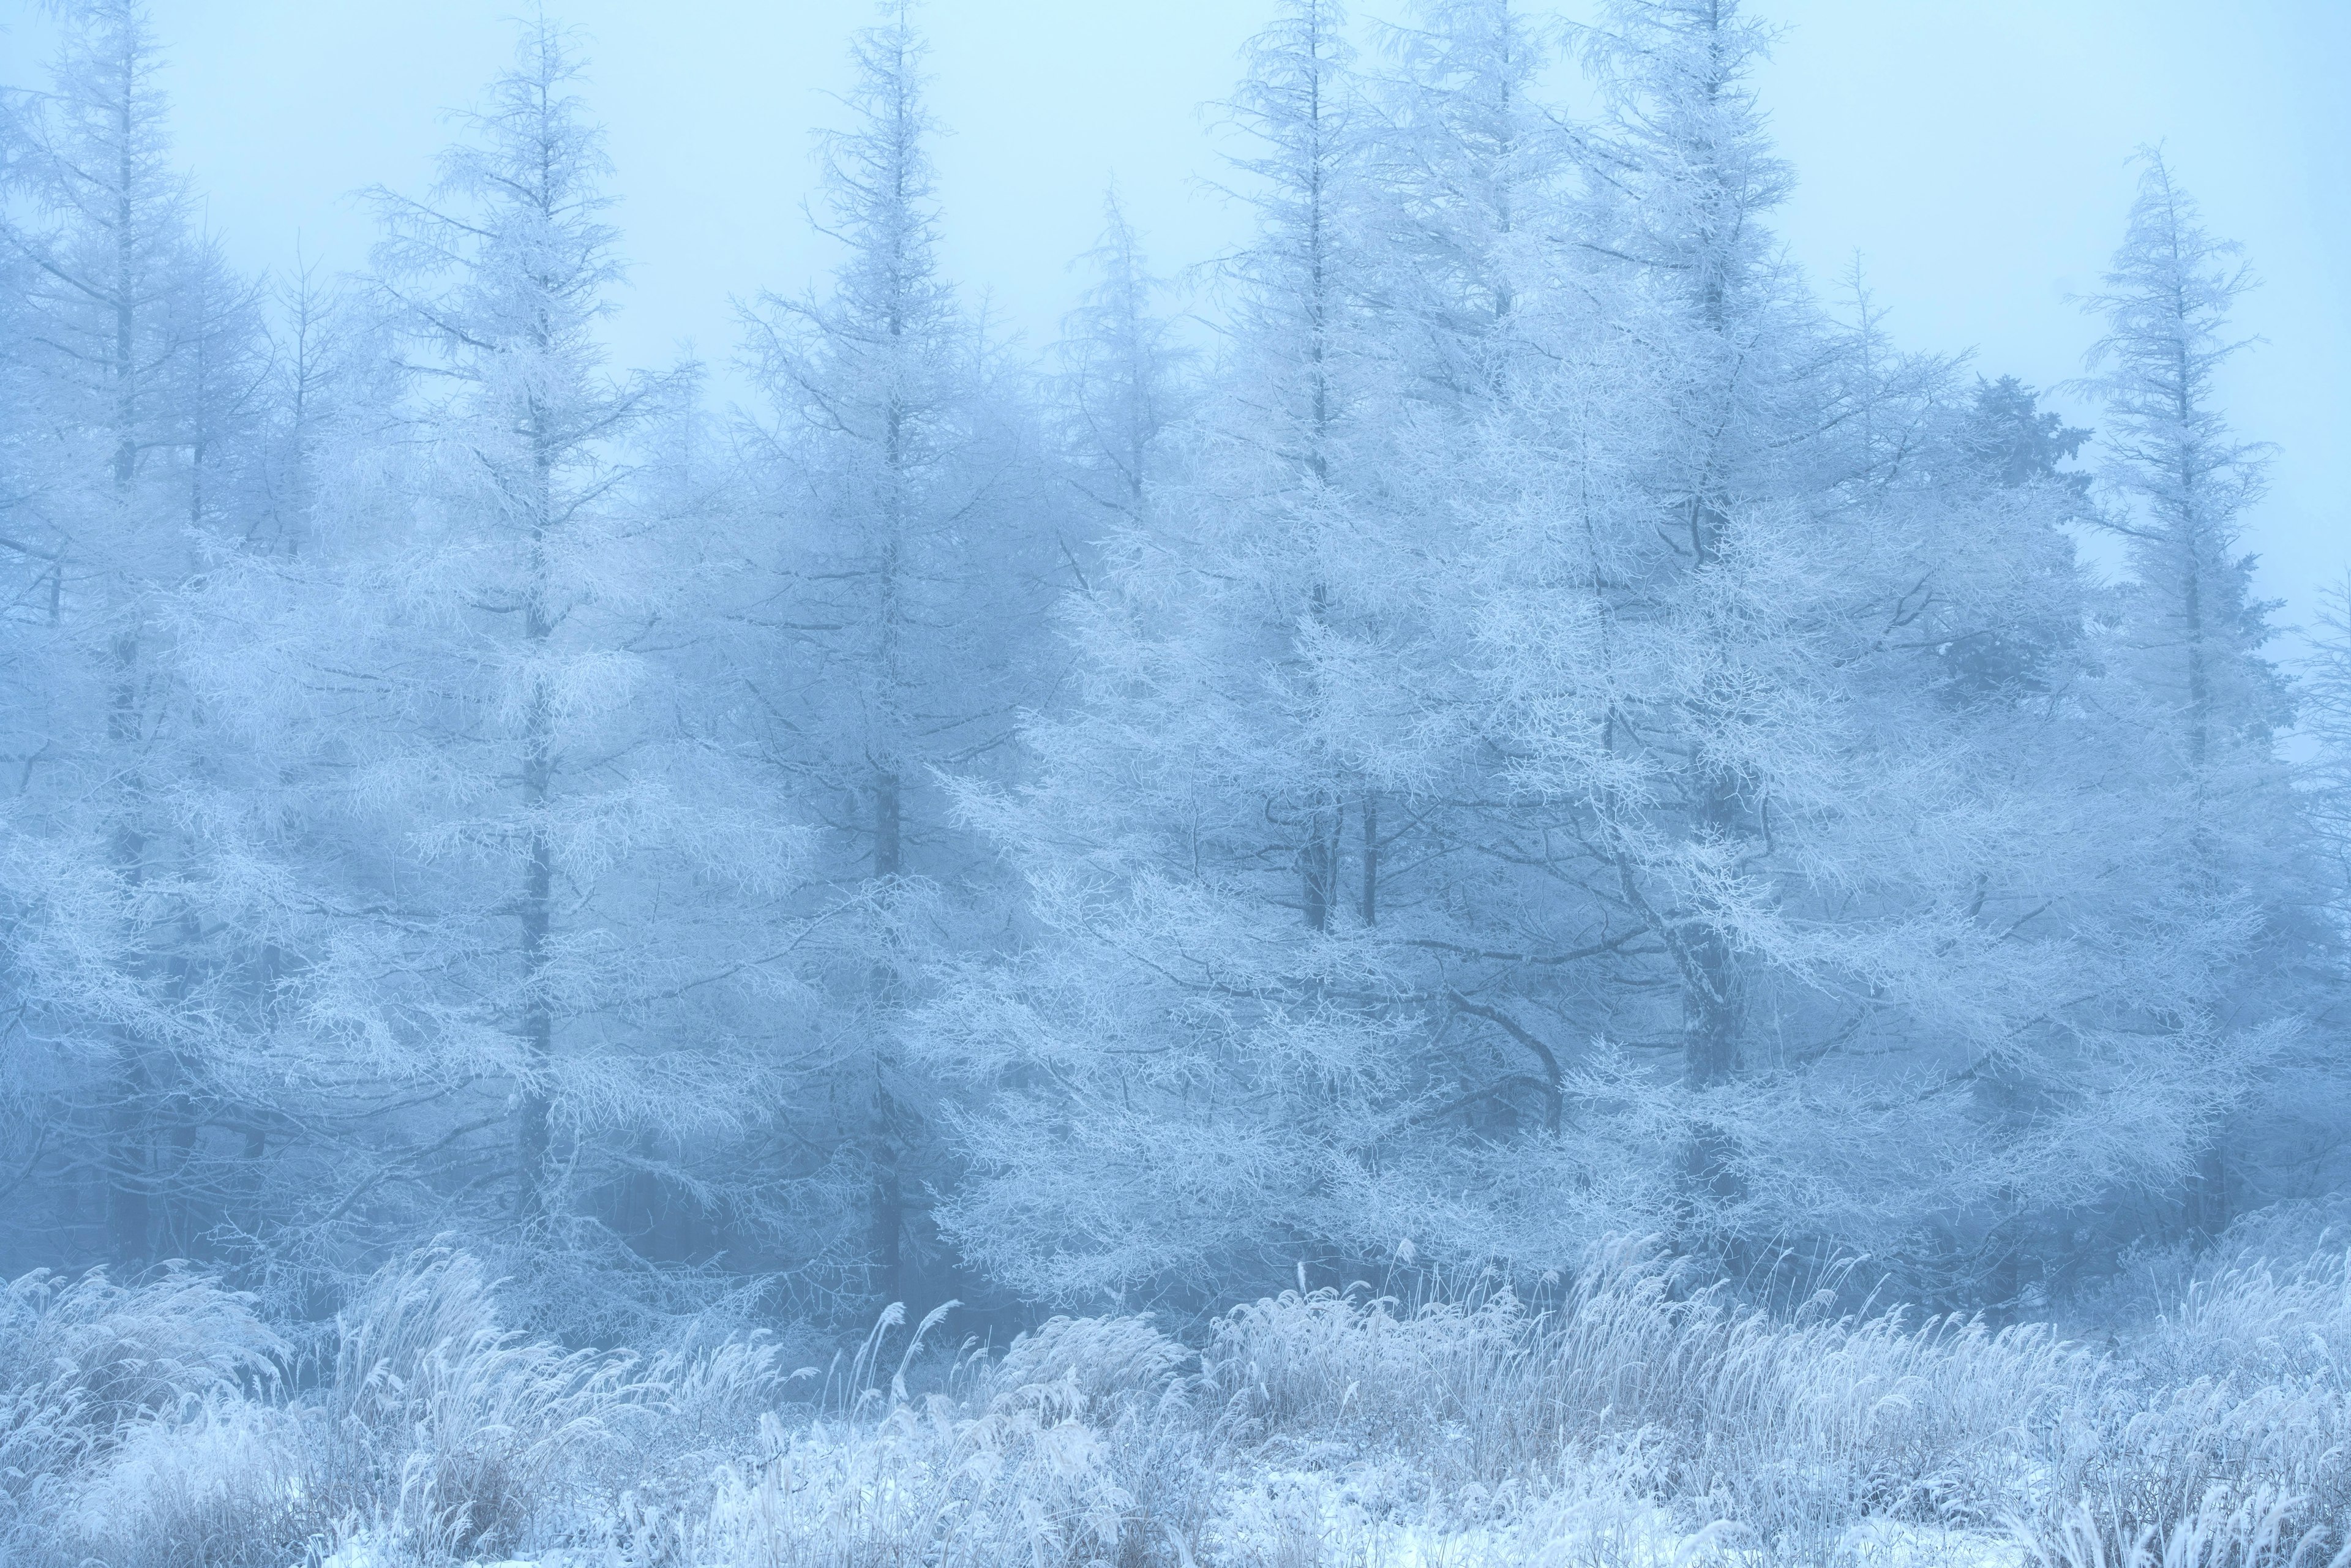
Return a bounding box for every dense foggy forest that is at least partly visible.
[3,1,2349,1564]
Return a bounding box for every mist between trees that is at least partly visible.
[4,0,2351,1542]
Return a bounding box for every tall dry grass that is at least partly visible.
[5,1231,2349,1568]
[2037,1250,2351,1568]
[2024,1488,2349,1568]
[1205,1239,2091,1551]
[7,1248,793,1567]
[0,1264,282,1555]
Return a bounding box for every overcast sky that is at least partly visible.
[7,1,2345,639]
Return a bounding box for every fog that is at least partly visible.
[24,2,2342,618]
[4,2,2350,1562]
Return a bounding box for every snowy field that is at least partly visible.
[5,1235,2347,1568]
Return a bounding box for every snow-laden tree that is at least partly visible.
[0,0,277,1268]
[923,0,2225,1305]
[2071,153,2328,1237]
[738,0,1063,1308]
[1216,0,1380,499]
[1054,190,1191,522]
[913,0,1684,1303]
[170,230,269,538]
[1367,0,1567,400]
[1450,4,2263,1279]
[244,253,359,558]
[369,9,653,1226]
[1487,6,2081,1266]
[186,18,816,1320]
[1559,0,1811,1193]
[915,0,1429,1305]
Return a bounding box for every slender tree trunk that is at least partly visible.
[1679,926,1742,1205]
[104,160,149,1261]
[869,1098,902,1303]
[1303,796,1341,932]
[1681,505,1745,1206]
[864,769,906,1302]
[1683,733,1744,1094]
[105,1040,150,1262]
[1673,59,1753,1196]
[105,617,152,1261]
[866,350,911,1300]
[517,759,553,1220]
[517,428,557,1220]
[2183,542,2229,1237]
[2177,421,2227,1239]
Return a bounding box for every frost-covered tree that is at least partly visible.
[739,0,1060,1308]
[1054,190,1190,520]
[918,0,1439,1305]
[170,231,269,536]
[925,0,2219,1305]
[1220,0,1376,497]
[221,20,816,1315]
[2073,153,2321,1237]
[1565,0,1804,1170]
[916,0,1684,1302]
[246,253,357,557]
[365,10,653,1224]
[0,0,275,1268]
[1369,0,1565,399]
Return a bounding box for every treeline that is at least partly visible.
[1,0,2345,1335]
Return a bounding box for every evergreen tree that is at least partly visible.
[1054,189,1190,521]
[1370,0,1565,399]
[0,0,273,1267]
[740,0,1060,1308]
[240,18,813,1324]
[2075,152,2318,1238]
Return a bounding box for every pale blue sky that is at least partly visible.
[8,1,2345,636]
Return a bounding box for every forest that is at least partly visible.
[2,0,2348,1564]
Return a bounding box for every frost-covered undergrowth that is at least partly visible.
[4,1239,2347,1568]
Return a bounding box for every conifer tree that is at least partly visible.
[0,0,271,1265]
[1056,190,1188,520]
[2076,153,2317,1237]
[302,18,804,1303]
[1371,0,1564,398]
[741,0,1059,1306]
